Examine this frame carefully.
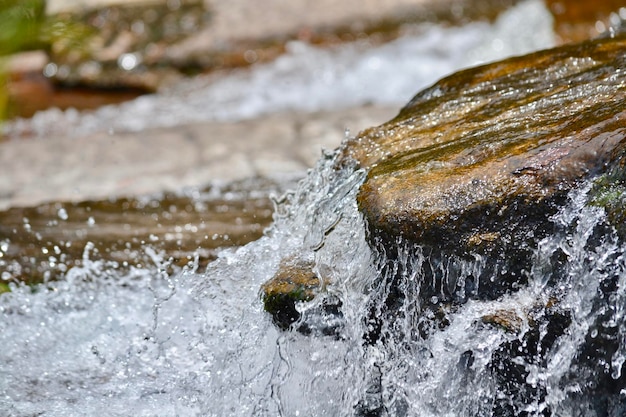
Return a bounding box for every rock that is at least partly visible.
[0,179,279,285]
[44,0,209,90]
[545,0,626,43]
[347,35,626,301]
[341,36,626,414]
[481,309,525,333]
[261,257,344,335]
[37,0,525,91]
[261,258,324,330]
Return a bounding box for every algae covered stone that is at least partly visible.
[261,257,324,330]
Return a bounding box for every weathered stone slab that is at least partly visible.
[347,35,626,298]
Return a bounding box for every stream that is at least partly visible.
[3,1,625,416]
[2,143,626,416]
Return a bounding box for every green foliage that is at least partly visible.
[0,0,46,55]
[0,0,46,122]
[0,282,10,294]
[0,69,6,124]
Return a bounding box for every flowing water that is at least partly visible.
[4,0,555,139]
[3,1,626,416]
[2,142,626,416]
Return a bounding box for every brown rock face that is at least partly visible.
[347,35,626,299]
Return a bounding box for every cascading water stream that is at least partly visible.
[3,2,626,415]
[2,136,626,416]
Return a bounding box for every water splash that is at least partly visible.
[2,138,626,416]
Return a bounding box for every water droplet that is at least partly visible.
[43,62,58,78]
[58,208,68,220]
[118,53,140,71]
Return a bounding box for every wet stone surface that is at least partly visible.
[347,34,626,301]
[0,178,284,286]
[261,257,322,330]
[45,0,210,90]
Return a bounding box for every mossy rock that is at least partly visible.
[588,162,626,240]
[261,258,326,330]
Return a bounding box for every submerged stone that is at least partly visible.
[347,35,626,300]
[261,257,344,335]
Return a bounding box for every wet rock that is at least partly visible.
[33,0,526,92]
[0,180,278,285]
[44,0,209,90]
[347,35,626,302]
[545,0,626,43]
[261,258,324,330]
[261,257,344,335]
[481,309,526,333]
[341,35,626,415]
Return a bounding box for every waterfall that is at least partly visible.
[2,140,625,416]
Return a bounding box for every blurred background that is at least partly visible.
[1,0,625,286]
[2,0,624,122]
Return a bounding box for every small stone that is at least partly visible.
[481,309,525,333]
[261,257,326,330]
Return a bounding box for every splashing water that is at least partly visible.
[3,2,626,416]
[0,141,372,416]
[2,135,626,416]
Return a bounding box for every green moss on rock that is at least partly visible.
[261,258,326,330]
[589,170,626,240]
